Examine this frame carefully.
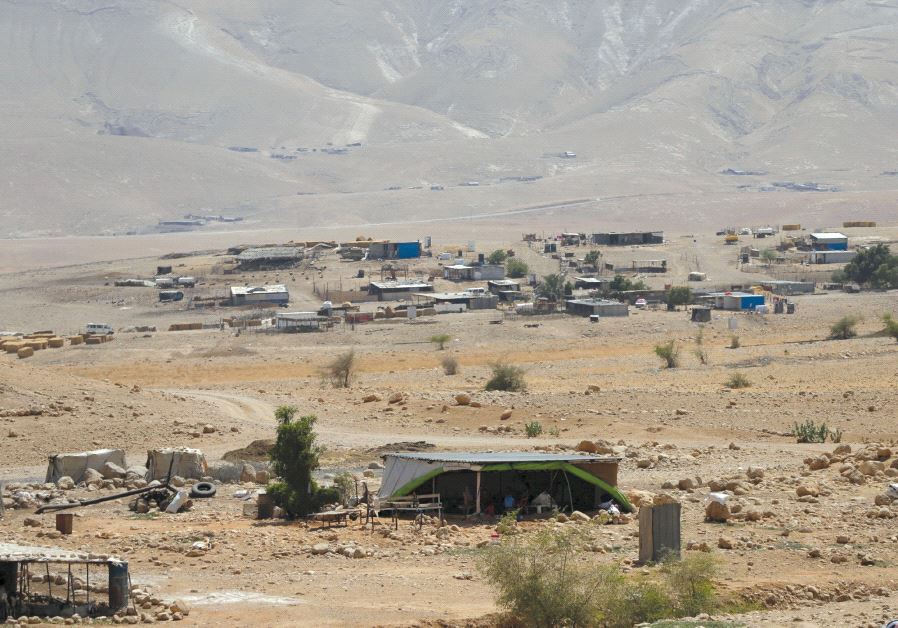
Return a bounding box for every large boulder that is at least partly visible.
[240,463,257,483]
[454,394,471,406]
[82,468,103,485]
[56,476,75,491]
[101,462,127,479]
[705,500,731,522]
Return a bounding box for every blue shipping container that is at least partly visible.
[396,242,421,259]
[741,295,765,310]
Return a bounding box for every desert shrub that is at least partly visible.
[430,333,452,350]
[479,528,721,628]
[524,421,543,438]
[506,258,529,278]
[496,511,519,535]
[654,340,680,368]
[274,404,299,424]
[662,553,719,617]
[332,471,356,505]
[322,349,356,388]
[830,428,844,444]
[536,273,566,302]
[760,248,778,264]
[584,250,601,266]
[791,420,829,444]
[694,328,709,365]
[724,372,751,389]
[729,335,740,349]
[830,315,860,340]
[548,425,560,437]
[268,413,336,517]
[882,313,898,342]
[441,354,459,375]
[485,362,527,392]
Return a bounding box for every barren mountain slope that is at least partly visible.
[3,0,898,236]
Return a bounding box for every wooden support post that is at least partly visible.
[0,482,4,518]
[475,471,481,515]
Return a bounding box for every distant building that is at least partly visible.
[809,233,848,251]
[591,232,664,246]
[703,292,765,311]
[565,298,629,317]
[808,250,856,264]
[368,281,433,301]
[487,279,522,301]
[235,246,305,270]
[275,312,328,332]
[230,285,289,306]
[415,290,499,311]
[758,280,815,296]
[443,264,505,281]
[367,241,422,260]
[574,277,612,290]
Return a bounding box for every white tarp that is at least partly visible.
[45,449,126,483]
[146,448,208,480]
[378,456,443,498]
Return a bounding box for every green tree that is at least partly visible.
[267,413,339,517]
[830,315,860,340]
[430,333,452,350]
[584,250,601,266]
[274,404,299,424]
[536,273,566,302]
[844,243,898,287]
[506,258,529,278]
[609,275,649,293]
[487,249,508,264]
[666,286,692,309]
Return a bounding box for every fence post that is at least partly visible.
[638,501,681,564]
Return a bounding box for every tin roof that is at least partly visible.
[383,451,619,464]
[0,543,123,565]
[809,232,847,240]
[230,284,288,296]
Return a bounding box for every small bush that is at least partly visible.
[524,421,543,438]
[322,349,356,388]
[506,258,529,278]
[496,511,519,535]
[830,315,860,340]
[883,313,898,342]
[548,425,560,437]
[441,354,459,375]
[485,362,527,392]
[724,372,751,389]
[654,340,680,368]
[332,471,356,505]
[488,249,508,264]
[430,333,452,350]
[274,404,299,424]
[662,553,719,617]
[830,428,844,444]
[729,335,741,349]
[791,420,829,443]
[694,328,709,365]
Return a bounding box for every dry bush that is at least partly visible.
[322,350,356,388]
[441,355,459,375]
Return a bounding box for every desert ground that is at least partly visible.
[2,225,898,627]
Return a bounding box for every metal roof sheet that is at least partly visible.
[0,543,122,565]
[382,451,619,464]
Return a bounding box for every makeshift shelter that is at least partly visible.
[378,452,631,514]
[145,448,207,480]
[45,449,126,484]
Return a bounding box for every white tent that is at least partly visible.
[45,449,126,483]
[145,447,208,480]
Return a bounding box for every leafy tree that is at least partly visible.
[506,258,529,278]
[535,273,566,302]
[430,333,452,350]
[843,244,898,287]
[760,249,778,264]
[274,404,299,424]
[268,413,339,517]
[609,274,649,293]
[666,286,692,309]
[584,250,601,266]
[487,249,508,265]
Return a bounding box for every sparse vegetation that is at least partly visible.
[485,362,527,392]
[609,274,649,293]
[524,421,543,438]
[654,340,680,368]
[274,404,299,424]
[791,420,830,444]
[488,249,509,264]
[666,286,692,309]
[830,428,843,444]
[584,250,601,266]
[332,471,356,505]
[548,425,561,437]
[496,511,519,535]
[760,248,778,264]
[882,313,898,342]
[843,243,898,288]
[830,315,860,340]
[430,333,452,350]
[535,273,566,302]
[322,349,356,388]
[729,335,741,349]
[506,258,529,278]
[479,527,722,628]
[268,413,339,517]
[694,328,709,365]
[441,354,459,375]
[724,372,751,389]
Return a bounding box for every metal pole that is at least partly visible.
[475,471,481,515]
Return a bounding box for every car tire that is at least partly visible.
[190,482,217,498]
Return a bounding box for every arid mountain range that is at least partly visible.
[3,0,898,237]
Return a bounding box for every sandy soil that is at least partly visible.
[2,228,898,627]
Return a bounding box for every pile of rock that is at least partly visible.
[741,580,891,609]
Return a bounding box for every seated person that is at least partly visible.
[503,494,516,511]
